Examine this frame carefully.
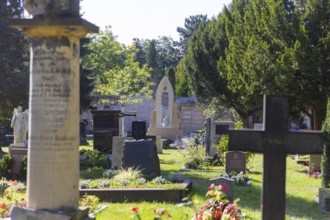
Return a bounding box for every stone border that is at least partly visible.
[80,180,192,203]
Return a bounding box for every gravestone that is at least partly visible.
[209,177,234,203]
[225,151,246,174]
[122,139,160,178]
[228,95,324,220]
[111,136,133,168]
[9,1,99,218]
[132,120,146,140]
[208,114,234,156]
[146,135,163,153]
[80,121,88,145]
[204,118,211,155]
[91,110,121,153]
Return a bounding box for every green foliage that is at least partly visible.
[322,99,330,188]
[0,154,13,180]
[80,167,105,180]
[79,195,100,212]
[112,167,143,182]
[80,150,109,168]
[85,28,153,105]
[182,144,207,169]
[174,59,191,96]
[0,0,29,120]
[165,67,176,94]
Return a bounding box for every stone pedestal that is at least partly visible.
[9,15,98,218]
[9,146,27,177]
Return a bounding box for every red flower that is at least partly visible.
[221,184,227,191]
[131,207,139,212]
[0,202,6,209]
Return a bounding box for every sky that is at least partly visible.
[81,0,232,45]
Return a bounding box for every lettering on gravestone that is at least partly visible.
[225,151,246,174]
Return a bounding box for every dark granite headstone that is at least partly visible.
[91,110,121,153]
[122,139,160,178]
[80,122,87,145]
[215,124,230,135]
[225,151,246,174]
[132,121,146,140]
[209,177,234,203]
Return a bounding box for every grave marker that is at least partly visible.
[122,139,160,178]
[225,151,246,174]
[209,177,234,203]
[9,1,98,218]
[228,95,324,220]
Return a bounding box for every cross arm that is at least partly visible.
[285,131,324,154]
[228,129,264,153]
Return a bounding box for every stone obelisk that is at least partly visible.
[9,0,98,218]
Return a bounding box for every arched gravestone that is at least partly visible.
[228,95,324,220]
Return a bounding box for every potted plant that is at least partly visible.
[320,99,330,212]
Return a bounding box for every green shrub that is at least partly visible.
[80,167,105,179]
[0,154,13,179]
[182,144,207,169]
[80,150,109,168]
[112,167,143,182]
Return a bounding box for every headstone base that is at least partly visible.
[10,206,93,220]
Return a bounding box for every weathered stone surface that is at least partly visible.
[9,147,27,176]
[111,136,133,168]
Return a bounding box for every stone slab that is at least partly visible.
[225,151,246,174]
[9,147,27,175]
[10,206,92,220]
[209,177,234,203]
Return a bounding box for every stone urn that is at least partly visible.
[319,188,330,212]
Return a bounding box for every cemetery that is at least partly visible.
[0,0,329,219]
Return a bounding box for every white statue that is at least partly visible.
[162,115,169,127]
[11,106,29,145]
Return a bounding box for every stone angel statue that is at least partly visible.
[11,106,29,145]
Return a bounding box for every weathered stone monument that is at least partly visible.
[147,76,182,140]
[225,151,246,174]
[205,112,234,156]
[9,0,98,218]
[228,95,324,220]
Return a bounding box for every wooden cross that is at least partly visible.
[228,95,324,220]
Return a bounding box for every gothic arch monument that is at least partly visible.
[147,77,182,140]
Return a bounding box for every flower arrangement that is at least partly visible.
[0,179,26,218]
[193,184,244,220]
[220,172,250,185]
[307,170,321,179]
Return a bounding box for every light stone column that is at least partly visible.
[10,17,98,218]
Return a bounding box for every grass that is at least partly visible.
[96,150,330,220]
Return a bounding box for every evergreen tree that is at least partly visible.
[0,0,29,122]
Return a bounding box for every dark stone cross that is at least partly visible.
[228,95,324,220]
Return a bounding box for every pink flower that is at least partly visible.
[221,184,227,191]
